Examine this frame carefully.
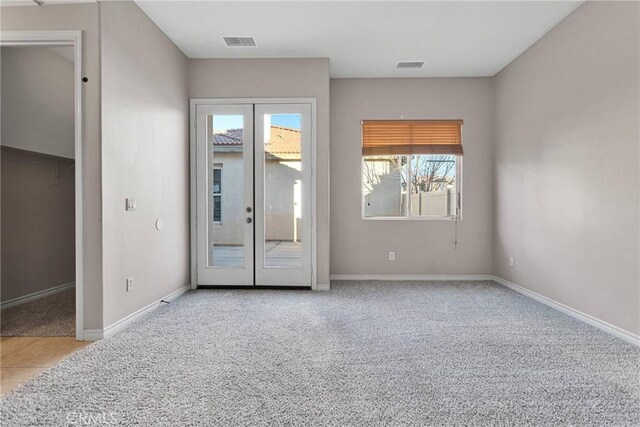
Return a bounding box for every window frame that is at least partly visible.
[212,165,222,224]
[361,154,463,221]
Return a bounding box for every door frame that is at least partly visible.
[0,30,84,340]
[189,98,318,290]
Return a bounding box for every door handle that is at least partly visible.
[246,218,252,224]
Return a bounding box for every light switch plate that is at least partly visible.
[126,277,133,292]
[126,198,136,211]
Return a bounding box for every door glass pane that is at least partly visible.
[208,114,245,268]
[262,113,303,268]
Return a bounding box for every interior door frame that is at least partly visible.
[189,98,318,290]
[0,30,85,340]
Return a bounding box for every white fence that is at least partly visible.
[364,182,456,218]
[399,188,456,217]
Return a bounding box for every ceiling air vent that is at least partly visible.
[396,61,424,70]
[223,37,257,47]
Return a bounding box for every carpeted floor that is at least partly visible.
[1,281,638,426]
[1,290,75,337]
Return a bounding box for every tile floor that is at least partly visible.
[1,337,91,394]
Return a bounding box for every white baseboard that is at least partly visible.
[1,282,75,310]
[329,273,638,346]
[330,274,494,282]
[86,276,638,347]
[492,276,640,347]
[82,329,104,341]
[316,283,331,291]
[102,284,190,338]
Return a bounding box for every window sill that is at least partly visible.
[362,216,461,221]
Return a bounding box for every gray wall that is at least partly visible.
[1,3,103,330]
[330,78,494,276]
[189,58,331,286]
[1,148,75,301]
[493,1,640,335]
[1,46,74,159]
[100,1,190,327]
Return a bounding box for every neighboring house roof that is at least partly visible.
[213,126,301,160]
[213,128,244,145]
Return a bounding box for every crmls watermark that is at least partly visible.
[65,411,118,425]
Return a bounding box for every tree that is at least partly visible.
[410,155,455,193]
[362,156,407,194]
[363,155,455,194]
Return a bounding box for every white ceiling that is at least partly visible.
[136,1,582,78]
[4,1,582,77]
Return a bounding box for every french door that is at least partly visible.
[195,102,313,287]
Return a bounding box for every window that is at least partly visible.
[213,166,222,223]
[361,120,462,219]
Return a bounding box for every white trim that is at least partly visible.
[1,1,96,7]
[189,98,318,290]
[0,30,79,45]
[191,97,317,106]
[330,274,494,281]
[0,30,84,340]
[316,283,331,291]
[310,101,318,291]
[82,329,103,341]
[492,276,640,347]
[1,282,75,310]
[102,285,190,338]
[190,102,198,290]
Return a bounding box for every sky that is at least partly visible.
[270,114,301,129]
[213,114,301,133]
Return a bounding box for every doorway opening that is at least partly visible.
[0,31,84,341]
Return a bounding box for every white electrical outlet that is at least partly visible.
[126,198,136,211]
[126,277,134,292]
[389,251,395,261]
[509,257,515,268]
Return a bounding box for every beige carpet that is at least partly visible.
[1,290,75,337]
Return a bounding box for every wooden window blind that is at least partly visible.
[361,120,463,156]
